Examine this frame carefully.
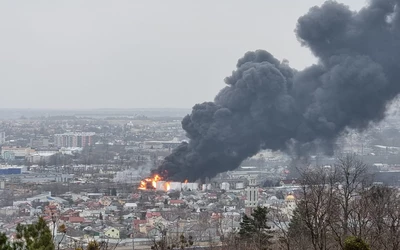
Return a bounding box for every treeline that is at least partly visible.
[233,155,399,250]
[0,217,54,250]
[0,217,117,250]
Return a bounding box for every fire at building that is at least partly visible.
[138,174,197,192]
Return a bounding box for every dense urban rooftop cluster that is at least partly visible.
[0,109,400,248]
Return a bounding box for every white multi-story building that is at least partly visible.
[54,132,95,148]
[245,177,259,215]
[0,132,5,144]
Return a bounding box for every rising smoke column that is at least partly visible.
[157,0,400,181]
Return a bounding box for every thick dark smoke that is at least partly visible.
[156,0,400,181]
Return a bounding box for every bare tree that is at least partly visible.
[269,205,292,250]
[286,206,313,250]
[297,165,339,250]
[329,155,370,249]
[287,155,400,250]
[361,186,400,250]
[346,192,373,241]
[150,222,168,250]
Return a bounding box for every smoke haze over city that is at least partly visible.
[3,1,400,249]
[157,0,400,181]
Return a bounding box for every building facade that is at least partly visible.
[104,227,120,239]
[245,177,259,216]
[1,147,33,161]
[29,138,49,149]
[0,132,5,144]
[0,166,22,175]
[54,132,95,148]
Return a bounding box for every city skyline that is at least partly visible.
[1,1,400,249]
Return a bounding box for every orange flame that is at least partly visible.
[138,175,182,192]
[184,179,188,184]
[138,174,164,190]
[138,177,153,190]
[138,180,146,190]
[152,174,161,189]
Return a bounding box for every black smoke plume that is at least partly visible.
[156,0,400,181]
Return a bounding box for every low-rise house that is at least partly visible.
[27,192,68,205]
[169,200,185,207]
[80,209,103,218]
[146,211,163,225]
[0,206,19,216]
[123,213,137,220]
[279,179,298,186]
[133,219,146,232]
[123,203,137,211]
[104,227,120,239]
[68,216,85,224]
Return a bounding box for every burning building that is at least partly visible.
[138,174,162,190]
[138,174,197,192]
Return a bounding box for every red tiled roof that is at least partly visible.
[211,213,222,219]
[43,216,51,222]
[133,219,146,229]
[169,200,184,204]
[134,219,146,225]
[146,212,161,218]
[69,217,84,223]
[3,224,16,229]
[61,209,74,215]
[13,219,25,224]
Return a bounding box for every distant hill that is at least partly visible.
[0,108,191,119]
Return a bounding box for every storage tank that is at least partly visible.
[169,182,182,191]
[202,184,207,191]
[181,182,199,190]
[202,183,212,190]
[156,181,166,191]
[220,182,230,190]
[189,182,198,190]
[235,182,244,189]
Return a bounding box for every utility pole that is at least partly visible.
[176,216,180,244]
[132,211,136,250]
[132,228,135,250]
[51,213,57,246]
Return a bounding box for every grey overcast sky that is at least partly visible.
[0,0,366,109]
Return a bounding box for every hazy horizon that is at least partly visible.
[0,0,365,109]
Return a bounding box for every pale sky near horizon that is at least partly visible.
[0,0,366,109]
